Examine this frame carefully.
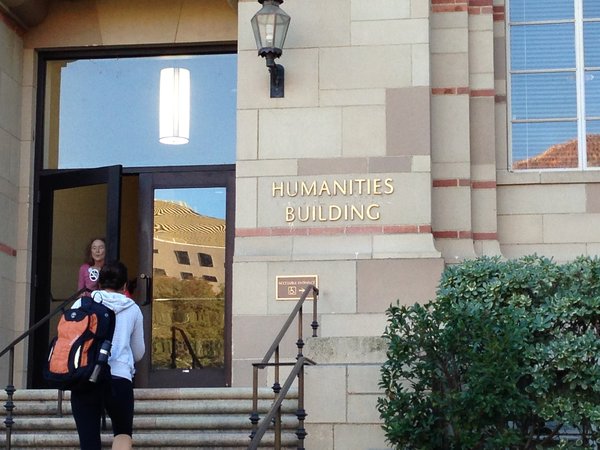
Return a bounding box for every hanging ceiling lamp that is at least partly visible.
[159,68,190,145]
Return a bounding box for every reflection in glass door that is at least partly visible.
[150,188,227,384]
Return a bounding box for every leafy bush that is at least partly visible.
[378,255,600,449]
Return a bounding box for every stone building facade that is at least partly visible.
[0,0,598,448]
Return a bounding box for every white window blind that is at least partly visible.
[508,0,600,170]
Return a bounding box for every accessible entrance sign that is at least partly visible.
[276,275,318,300]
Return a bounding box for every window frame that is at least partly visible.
[174,250,191,265]
[198,252,214,267]
[506,0,600,172]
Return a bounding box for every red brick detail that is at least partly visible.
[433,179,458,187]
[468,6,493,14]
[433,231,459,239]
[432,87,470,96]
[433,230,474,239]
[0,9,25,36]
[270,227,309,236]
[383,225,419,234]
[346,225,384,235]
[470,89,496,97]
[471,180,496,189]
[433,179,471,187]
[493,5,505,21]
[473,232,498,240]
[469,0,492,6]
[309,227,346,235]
[495,94,507,103]
[432,0,465,3]
[235,228,272,237]
[236,225,433,237]
[432,4,469,12]
[0,242,17,257]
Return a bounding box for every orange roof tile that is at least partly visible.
[513,134,600,169]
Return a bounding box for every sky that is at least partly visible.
[57,53,236,219]
[155,187,226,220]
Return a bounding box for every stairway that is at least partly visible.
[0,387,299,449]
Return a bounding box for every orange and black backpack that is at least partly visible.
[43,296,116,391]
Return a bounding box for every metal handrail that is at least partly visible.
[247,284,319,450]
[1,287,88,450]
[170,326,203,369]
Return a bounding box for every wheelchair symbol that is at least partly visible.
[287,286,297,296]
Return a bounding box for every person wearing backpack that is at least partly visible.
[70,261,145,450]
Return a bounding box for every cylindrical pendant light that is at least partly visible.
[159,68,190,145]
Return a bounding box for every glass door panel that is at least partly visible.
[140,182,230,387]
[151,187,226,372]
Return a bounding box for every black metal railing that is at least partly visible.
[170,326,203,369]
[247,284,319,450]
[0,287,87,450]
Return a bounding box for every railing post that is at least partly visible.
[57,390,63,417]
[296,306,304,360]
[4,348,15,450]
[311,287,319,337]
[296,361,307,450]
[273,346,281,450]
[170,326,176,368]
[274,393,282,450]
[273,347,280,394]
[249,365,260,440]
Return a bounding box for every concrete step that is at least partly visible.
[0,387,300,449]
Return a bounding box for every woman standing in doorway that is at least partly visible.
[78,237,106,292]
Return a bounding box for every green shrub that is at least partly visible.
[378,255,600,449]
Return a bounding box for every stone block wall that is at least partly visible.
[0,15,25,387]
[233,0,445,386]
[303,336,391,450]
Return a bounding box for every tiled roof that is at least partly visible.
[513,134,600,169]
[154,200,225,247]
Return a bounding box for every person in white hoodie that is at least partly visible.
[70,261,145,450]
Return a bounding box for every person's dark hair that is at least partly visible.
[98,261,128,291]
[84,237,106,266]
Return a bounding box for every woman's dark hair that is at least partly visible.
[84,237,106,265]
[98,261,128,291]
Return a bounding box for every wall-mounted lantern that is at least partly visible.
[250,0,291,98]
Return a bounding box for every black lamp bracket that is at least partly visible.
[264,52,284,98]
[268,63,284,98]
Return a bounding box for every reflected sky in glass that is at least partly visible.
[155,188,226,220]
[58,54,237,169]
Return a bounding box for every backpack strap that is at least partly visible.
[79,296,94,307]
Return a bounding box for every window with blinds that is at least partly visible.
[508,0,600,170]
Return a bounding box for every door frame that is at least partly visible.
[135,165,235,388]
[29,165,122,388]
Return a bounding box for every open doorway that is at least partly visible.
[30,166,234,388]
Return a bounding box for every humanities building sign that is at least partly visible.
[271,177,395,223]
